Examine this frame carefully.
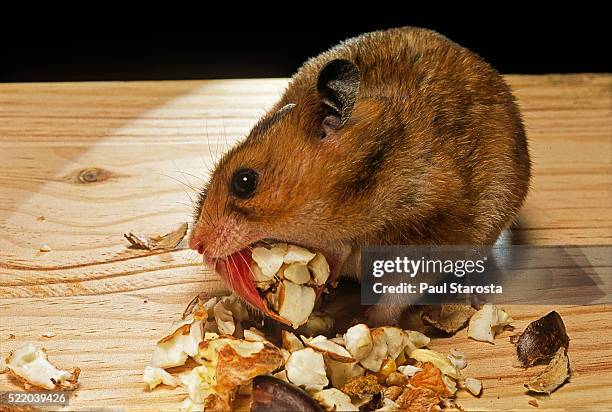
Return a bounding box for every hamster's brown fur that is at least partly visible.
[190,27,531,319]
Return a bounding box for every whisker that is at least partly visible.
[157,172,198,194]
[235,248,255,280]
[172,170,205,183]
[203,118,220,168]
[227,254,241,292]
[172,160,201,194]
[157,172,198,207]
[175,201,195,209]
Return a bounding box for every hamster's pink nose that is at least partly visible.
[190,240,204,255]
[188,229,205,254]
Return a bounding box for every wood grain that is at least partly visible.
[0,75,611,411]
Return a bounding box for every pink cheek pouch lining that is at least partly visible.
[216,249,289,325]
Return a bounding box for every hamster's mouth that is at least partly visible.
[211,239,344,326]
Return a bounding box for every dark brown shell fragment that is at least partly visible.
[251,375,323,412]
[516,311,570,367]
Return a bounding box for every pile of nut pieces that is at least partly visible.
[142,291,487,411]
[141,242,571,411]
[142,244,496,411]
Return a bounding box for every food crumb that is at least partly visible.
[124,222,188,250]
[39,244,52,252]
[5,343,80,390]
[524,348,570,394]
[41,331,56,339]
[37,215,46,221]
[8,334,16,340]
[528,399,539,407]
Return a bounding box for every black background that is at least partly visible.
[2,10,609,82]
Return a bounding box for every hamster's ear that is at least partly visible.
[316,59,360,134]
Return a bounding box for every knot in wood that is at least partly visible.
[77,167,108,184]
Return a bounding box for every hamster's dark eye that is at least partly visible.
[230,168,258,199]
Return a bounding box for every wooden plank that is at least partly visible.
[0,74,611,410]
